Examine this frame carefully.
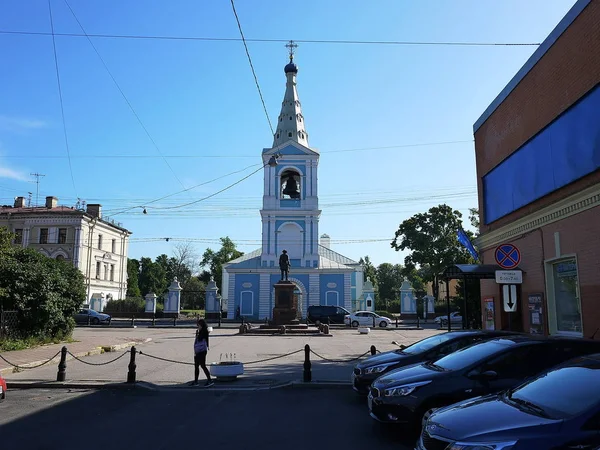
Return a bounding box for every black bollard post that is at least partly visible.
[173,316,177,327]
[395,316,398,328]
[303,344,312,382]
[370,345,376,356]
[416,313,420,330]
[373,315,376,328]
[131,315,135,327]
[152,313,155,326]
[56,346,67,382]
[219,311,222,328]
[127,346,137,383]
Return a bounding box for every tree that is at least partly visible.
[199,237,243,290]
[126,259,141,298]
[376,263,403,306]
[0,227,86,340]
[455,207,482,327]
[172,242,198,280]
[391,204,474,303]
[358,256,378,288]
[468,208,480,230]
[181,277,206,310]
[138,257,167,297]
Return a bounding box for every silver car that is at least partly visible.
[74,308,111,325]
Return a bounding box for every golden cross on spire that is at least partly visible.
[285,40,298,61]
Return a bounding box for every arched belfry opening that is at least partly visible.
[280,169,301,199]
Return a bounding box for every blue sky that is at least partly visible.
[0,0,577,268]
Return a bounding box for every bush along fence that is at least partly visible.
[0,344,381,385]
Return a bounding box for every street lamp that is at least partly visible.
[414,289,426,329]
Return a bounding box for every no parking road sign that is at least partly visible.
[495,244,521,270]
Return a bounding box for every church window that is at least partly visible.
[288,132,292,137]
[289,116,293,120]
[276,133,280,139]
[280,169,301,200]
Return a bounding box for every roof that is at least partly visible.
[224,244,359,271]
[473,0,592,133]
[0,205,131,233]
[442,264,525,280]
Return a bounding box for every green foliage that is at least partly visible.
[104,298,146,313]
[376,263,403,303]
[126,259,141,298]
[138,256,167,296]
[0,332,76,352]
[358,256,378,289]
[375,310,399,318]
[391,204,475,299]
[181,277,206,310]
[0,239,86,340]
[199,237,243,290]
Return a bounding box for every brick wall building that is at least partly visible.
[474,0,600,337]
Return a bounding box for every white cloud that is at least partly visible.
[0,115,48,132]
[0,164,28,181]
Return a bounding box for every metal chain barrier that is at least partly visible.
[67,350,129,366]
[309,349,371,363]
[244,348,303,365]
[0,350,62,370]
[137,350,193,366]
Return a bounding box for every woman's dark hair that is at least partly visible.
[197,319,209,339]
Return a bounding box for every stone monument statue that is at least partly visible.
[279,250,291,281]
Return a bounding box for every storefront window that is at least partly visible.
[552,259,582,333]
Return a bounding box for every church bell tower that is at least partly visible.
[260,42,321,270]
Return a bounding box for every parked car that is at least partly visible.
[307,305,350,325]
[434,311,462,326]
[367,335,600,431]
[420,353,600,450]
[345,311,392,328]
[73,308,111,325]
[352,330,522,395]
[0,373,6,402]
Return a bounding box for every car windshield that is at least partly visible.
[434,340,509,371]
[400,333,455,355]
[508,366,600,419]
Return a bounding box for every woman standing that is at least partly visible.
[192,319,214,387]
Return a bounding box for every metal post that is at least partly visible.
[173,316,177,327]
[395,316,398,328]
[446,278,451,332]
[56,346,67,381]
[372,315,376,328]
[303,344,312,382]
[131,315,135,327]
[127,346,137,383]
[462,278,469,330]
[370,345,376,356]
[152,313,155,326]
[416,308,420,329]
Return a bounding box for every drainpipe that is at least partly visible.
[86,218,97,302]
[119,231,127,299]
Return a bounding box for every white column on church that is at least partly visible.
[269,218,276,257]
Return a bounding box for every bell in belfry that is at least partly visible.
[282,173,300,198]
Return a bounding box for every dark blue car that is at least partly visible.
[418,353,600,450]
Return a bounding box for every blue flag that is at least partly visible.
[457,228,479,262]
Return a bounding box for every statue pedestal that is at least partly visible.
[272,281,298,326]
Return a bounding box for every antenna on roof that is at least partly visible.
[30,173,45,207]
[27,192,33,207]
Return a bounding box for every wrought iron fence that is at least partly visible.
[0,310,19,339]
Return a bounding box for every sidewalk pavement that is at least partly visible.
[0,331,152,375]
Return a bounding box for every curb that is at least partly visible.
[0,338,152,376]
[6,379,352,391]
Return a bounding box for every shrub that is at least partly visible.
[104,298,145,313]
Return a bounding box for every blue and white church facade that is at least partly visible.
[222,52,365,320]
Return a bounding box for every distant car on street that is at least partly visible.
[0,373,6,402]
[434,311,462,326]
[73,308,111,325]
[307,305,350,325]
[345,311,392,328]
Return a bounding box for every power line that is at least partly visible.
[229,0,274,136]
[48,0,77,198]
[0,30,542,47]
[0,139,474,159]
[62,0,190,194]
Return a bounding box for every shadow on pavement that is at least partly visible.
[0,387,417,450]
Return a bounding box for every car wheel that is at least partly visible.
[351,320,359,328]
[91,317,100,325]
[379,321,388,328]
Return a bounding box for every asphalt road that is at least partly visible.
[0,387,417,450]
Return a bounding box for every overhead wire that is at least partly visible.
[0,30,542,47]
[229,0,274,135]
[62,0,190,194]
[0,139,475,159]
[47,0,78,198]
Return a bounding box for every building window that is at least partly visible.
[550,259,582,334]
[110,264,115,281]
[58,228,67,244]
[96,261,101,279]
[14,229,23,245]
[56,255,65,261]
[98,234,103,250]
[104,263,109,281]
[288,132,292,137]
[39,228,48,244]
[112,239,116,253]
